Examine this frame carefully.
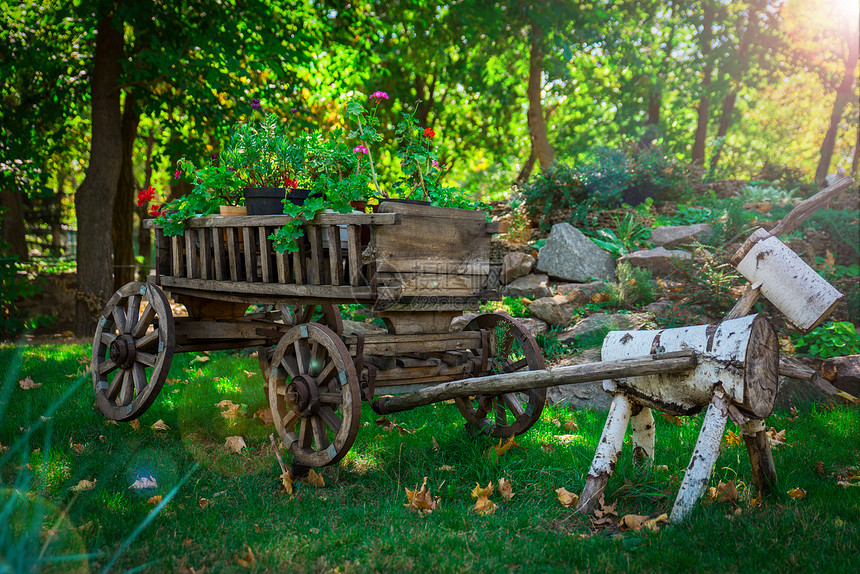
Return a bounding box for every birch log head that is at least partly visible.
[731,230,843,333]
[601,314,779,419]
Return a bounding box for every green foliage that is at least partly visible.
[602,262,656,308]
[805,209,860,258]
[737,182,799,205]
[585,212,653,258]
[479,297,531,318]
[0,257,55,339]
[519,162,588,230]
[791,321,860,359]
[655,204,713,226]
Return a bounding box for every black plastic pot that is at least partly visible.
[244,187,286,215]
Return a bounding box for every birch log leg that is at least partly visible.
[630,406,655,465]
[740,419,777,495]
[669,387,730,523]
[576,394,633,515]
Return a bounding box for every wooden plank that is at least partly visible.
[242,226,255,282]
[326,225,343,285]
[486,221,509,234]
[347,225,362,286]
[376,271,487,296]
[171,235,183,277]
[344,331,483,356]
[154,229,169,279]
[259,226,272,283]
[374,260,490,274]
[199,228,211,280]
[175,320,288,341]
[213,227,225,281]
[226,227,239,281]
[144,212,400,229]
[292,241,305,284]
[276,249,288,283]
[377,202,484,220]
[159,276,375,300]
[185,232,197,278]
[307,225,324,285]
[371,362,471,383]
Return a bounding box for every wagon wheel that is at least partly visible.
[258,304,342,383]
[91,282,175,421]
[456,312,546,438]
[269,323,360,467]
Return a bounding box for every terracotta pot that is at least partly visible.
[219,205,247,216]
[350,200,368,213]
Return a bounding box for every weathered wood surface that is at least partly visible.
[740,419,777,495]
[159,276,376,300]
[143,212,400,229]
[601,314,779,418]
[371,350,700,415]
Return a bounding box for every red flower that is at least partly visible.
[148,204,161,217]
[285,178,298,189]
[137,186,155,206]
[173,168,181,179]
[424,128,435,138]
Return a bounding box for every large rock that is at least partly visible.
[528,291,589,328]
[502,274,550,299]
[536,223,615,282]
[342,319,387,335]
[545,348,612,410]
[557,312,652,344]
[650,223,712,248]
[619,246,691,276]
[830,355,860,397]
[501,252,536,285]
[555,281,605,299]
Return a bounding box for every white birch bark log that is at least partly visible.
[669,387,730,523]
[601,314,779,418]
[576,393,632,515]
[732,229,842,333]
[630,406,655,464]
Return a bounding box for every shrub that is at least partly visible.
[601,262,656,308]
[791,321,860,359]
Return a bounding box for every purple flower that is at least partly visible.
[353,144,369,154]
[211,152,218,160]
[291,107,298,114]
[432,160,439,167]
[369,91,389,100]
[250,98,262,110]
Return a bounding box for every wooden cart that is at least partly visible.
[91,202,547,468]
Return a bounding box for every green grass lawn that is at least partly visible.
[1,343,858,573]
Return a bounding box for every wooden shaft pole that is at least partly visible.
[630,406,655,464]
[372,351,698,415]
[769,176,854,238]
[576,394,633,515]
[670,387,730,523]
[740,419,777,496]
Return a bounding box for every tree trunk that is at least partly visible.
[815,29,859,184]
[0,189,28,261]
[637,90,662,150]
[852,123,859,176]
[692,3,715,164]
[137,131,155,281]
[526,24,555,169]
[708,90,737,172]
[74,13,124,335]
[515,144,537,186]
[113,91,140,290]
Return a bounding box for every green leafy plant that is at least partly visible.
[601,261,656,308]
[585,212,652,259]
[737,182,798,205]
[791,321,860,359]
[480,296,531,318]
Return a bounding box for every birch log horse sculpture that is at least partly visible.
[576,176,855,522]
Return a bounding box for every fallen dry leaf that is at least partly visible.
[472,482,496,515]
[432,436,440,452]
[564,419,579,432]
[655,464,669,472]
[130,476,158,490]
[660,413,685,426]
[706,480,738,504]
[552,434,577,443]
[18,376,41,390]
[766,427,786,448]
[750,496,763,508]
[540,443,555,454]
[591,292,610,303]
[147,495,163,505]
[555,487,579,508]
[216,400,243,421]
[815,461,825,475]
[724,429,742,446]
[243,370,256,378]
[199,497,212,509]
[253,408,274,426]
[305,469,325,488]
[643,513,669,531]
[592,495,618,526]
[487,435,520,458]
[70,479,96,492]
[404,477,440,514]
[129,419,141,430]
[280,472,294,495]
[498,478,514,501]
[235,545,256,569]
[438,465,455,471]
[619,514,650,531]
[375,416,413,435]
[225,436,247,453]
[192,355,210,363]
[787,487,807,500]
[151,420,169,431]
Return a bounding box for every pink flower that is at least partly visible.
[173,168,181,179]
[353,144,369,154]
[369,91,389,100]
[432,160,439,167]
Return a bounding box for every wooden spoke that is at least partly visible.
[280,355,299,378]
[136,329,160,350]
[294,339,310,374]
[318,392,342,404]
[318,406,342,433]
[100,332,117,346]
[136,352,157,368]
[311,416,330,450]
[132,304,156,338]
[99,359,119,376]
[119,370,134,406]
[282,409,300,431]
[126,295,142,334]
[298,418,312,449]
[112,306,128,334]
[132,363,146,393]
[502,393,526,419]
[316,361,336,385]
[504,358,529,373]
[106,368,124,400]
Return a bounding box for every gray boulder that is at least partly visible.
[650,223,712,248]
[557,312,652,344]
[528,291,589,328]
[545,348,612,410]
[555,281,605,299]
[502,273,550,299]
[619,246,691,276]
[342,319,387,335]
[501,252,536,285]
[536,223,615,282]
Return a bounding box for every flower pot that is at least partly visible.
[286,188,315,206]
[244,187,287,215]
[378,197,430,207]
[350,200,368,213]
[219,205,247,216]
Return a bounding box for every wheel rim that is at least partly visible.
[455,312,546,437]
[269,323,360,467]
[258,303,342,383]
[91,282,174,421]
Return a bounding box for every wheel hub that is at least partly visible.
[109,334,137,368]
[285,374,320,417]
